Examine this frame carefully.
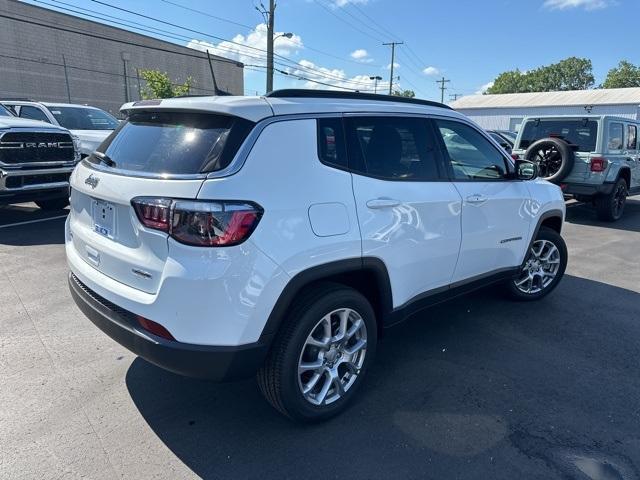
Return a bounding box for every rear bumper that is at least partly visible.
[561,182,614,197]
[69,272,271,380]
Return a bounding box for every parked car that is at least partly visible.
[0,102,80,209]
[66,90,567,422]
[511,115,640,221]
[487,129,517,154]
[1,100,118,157]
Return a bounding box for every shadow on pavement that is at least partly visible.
[0,204,67,246]
[126,275,640,479]
[565,196,640,233]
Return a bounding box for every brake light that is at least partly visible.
[511,153,520,160]
[590,157,608,172]
[132,197,172,231]
[131,197,262,247]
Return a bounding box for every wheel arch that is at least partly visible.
[260,258,393,342]
[522,209,564,268]
[617,167,631,188]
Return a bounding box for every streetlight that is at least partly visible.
[275,32,294,41]
[266,32,294,93]
[369,76,382,94]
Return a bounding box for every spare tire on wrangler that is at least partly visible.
[524,138,574,183]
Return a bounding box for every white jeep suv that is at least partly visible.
[66,90,567,422]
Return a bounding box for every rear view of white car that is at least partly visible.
[66,90,567,422]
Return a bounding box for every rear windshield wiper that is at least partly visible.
[92,151,116,168]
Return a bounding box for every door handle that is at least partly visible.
[466,194,488,205]
[366,198,401,209]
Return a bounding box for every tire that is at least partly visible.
[506,226,568,301]
[257,282,377,422]
[524,138,574,183]
[35,197,69,211]
[595,177,627,222]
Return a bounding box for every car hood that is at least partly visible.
[69,129,113,156]
[0,117,69,130]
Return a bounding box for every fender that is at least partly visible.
[521,208,564,268]
[259,257,393,341]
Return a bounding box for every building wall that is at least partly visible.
[0,0,244,116]
[458,105,640,131]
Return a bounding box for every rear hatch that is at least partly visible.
[516,118,599,182]
[68,110,255,293]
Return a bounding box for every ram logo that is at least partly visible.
[84,174,99,189]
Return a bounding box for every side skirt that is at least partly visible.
[384,267,519,328]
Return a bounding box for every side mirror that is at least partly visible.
[515,159,538,180]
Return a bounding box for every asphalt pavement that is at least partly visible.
[1,199,639,480]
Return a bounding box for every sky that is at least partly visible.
[21,0,640,102]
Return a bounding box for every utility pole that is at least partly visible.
[436,77,450,103]
[61,54,71,103]
[383,41,403,95]
[449,93,462,101]
[266,0,275,94]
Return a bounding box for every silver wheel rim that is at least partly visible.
[297,308,367,406]
[514,239,561,294]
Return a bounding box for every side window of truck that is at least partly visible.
[608,122,624,152]
[626,125,637,151]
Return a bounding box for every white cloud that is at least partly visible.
[187,23,303,67]
[332,0,369,6]
[475,81,494,94]
[543,0,611,10]
[385,62,400,70]
[292,59,389,92]
[350,48,373,63]
[422,66,440,76]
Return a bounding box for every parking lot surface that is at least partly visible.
[1,199,640,480]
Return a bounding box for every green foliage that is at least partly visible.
[602,61,640,89]
[139,69,193,99]
[486,57,594,94]
[392,89,415,98]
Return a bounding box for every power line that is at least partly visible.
[158,0,254,30]
[311,0,384,43]
[349,3,401,42]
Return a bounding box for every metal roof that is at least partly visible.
[450,87,640,110]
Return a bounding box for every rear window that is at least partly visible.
[48,106,119,130]
[92,112,254,175]
[519,119,598,152]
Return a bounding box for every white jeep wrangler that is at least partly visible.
[67,90,567,422]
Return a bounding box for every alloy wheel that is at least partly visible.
[532,145,563,178]
[514,239,561,294]
[297,308,367,406]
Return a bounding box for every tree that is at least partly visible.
[486,57,594,94]
[602,61,640,88]
[139,69,193,99]
[392,89,415,98]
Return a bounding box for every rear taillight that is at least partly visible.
[131,197,262,247]
[511,153,520,160]
[590,157,608,172]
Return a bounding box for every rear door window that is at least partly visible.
[608,122,624,152]
[19,106,51,123]
[519,119,598,152]
[344,116,442,181]
[92,112,254,175]
[627,124,637,150]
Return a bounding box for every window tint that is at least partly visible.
[519,119,597,152]
[344,116,440,180]
[47,106,119,130]
[608,122,624,151]
[436,120,508,181]
[19,106,50,123]
[0,104,12,117]
[317,118,347,169]
[93,112,254,175]
[627,125,637,150]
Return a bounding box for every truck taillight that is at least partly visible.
[590,157,608,172]
[131,197,262,247]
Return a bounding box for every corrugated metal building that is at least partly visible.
[0,0,244,115]
[451,88,640,132]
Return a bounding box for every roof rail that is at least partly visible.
[0,97,36,102]
[265,89,452,110]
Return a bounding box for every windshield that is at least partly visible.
[519,119,598,152]
[92,111,254,174]
[0,104,13,117]
[46,106,119,130]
